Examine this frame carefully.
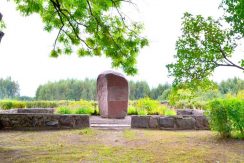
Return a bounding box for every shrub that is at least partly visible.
[91,107,100,115]
[193,100,208,110]
[0,100,59,110]
[128,106,138,115]
[0,101,13,110]
[26,101,58,108]
[128,98,175,116]
[56,107,72,114]
[136,98,161,115]
[137,109,148,115]
[148,106,166,115]
[237,90,244,100]
[164,108,176,116]
[68,100,94,109]
[67,100,98,115]
[73,107,93,115]
[0,100,26,110]
[55,100,99,115]
[207,98,244,138]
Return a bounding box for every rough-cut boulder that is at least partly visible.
[17,108,54,114]
[149,116,159,128]
[176,109,204,116]
[97,70,129,118]
[131,116,150,128]
[176,109,193,116]
[194,116,209,129]
[175,117,196,129]
[159,117,175,128]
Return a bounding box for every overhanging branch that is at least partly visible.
[219,48,244,70]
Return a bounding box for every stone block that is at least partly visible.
[159,117,175,128]
[149,116,159,128]
[17,108,54,114]
[97,70,128,118]
[194,116,209,130]
[176,109,193,116]
[175,117,196,129]
[131,116,150,128]
[192,110,204,116]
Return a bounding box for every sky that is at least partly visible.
[0,0,243,97]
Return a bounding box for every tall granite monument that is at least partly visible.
[97,70,129,118]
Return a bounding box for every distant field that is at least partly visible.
[0,129,243,162]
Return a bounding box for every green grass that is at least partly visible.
[123,129,136,140]
[0,129,243,162]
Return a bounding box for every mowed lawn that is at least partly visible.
[0,129,243,162]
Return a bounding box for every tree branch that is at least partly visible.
[50,0,94,50]
[219,48,244,70]
[53,25,64,50]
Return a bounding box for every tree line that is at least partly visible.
[35,79,171,101]
[0,77,19,99]
[0,77,243,101]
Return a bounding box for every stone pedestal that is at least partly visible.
[97,70,128,119]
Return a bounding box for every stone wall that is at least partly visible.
[131,115,209,130]
[0,114,89,130]
[176,109,204,116]
[0,108,55,114]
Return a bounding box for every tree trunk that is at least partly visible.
[0,12,4,42]
[0,31,4,42]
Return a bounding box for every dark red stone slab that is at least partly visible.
[97,70,128,118]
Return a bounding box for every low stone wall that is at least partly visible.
[0,108,55,114]
[131,115,209,130]
[17,108,55,114]
[176,109,204,116]
[0,114,89,130]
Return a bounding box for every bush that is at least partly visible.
[0,100,26,110]
[0,101,13,110]
[137,109,148,115]
[164,108,176,116]
[73,107,94,115]
[26,101,58,108]
[207,98,244,138]
[136,98,162,115]
[55,100,99,115]
[56,107,72,114]
[0,100,58,110]
[129,98,175,116]
[237,90,244,99]
[128,106,137,115]
[91,107,100,115]
[66,100,98,115]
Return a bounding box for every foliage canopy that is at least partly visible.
[4,0,148,75]
[167,0,244,88]
[0,77,19,99]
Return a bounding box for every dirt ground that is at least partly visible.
[0,129,243,162]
